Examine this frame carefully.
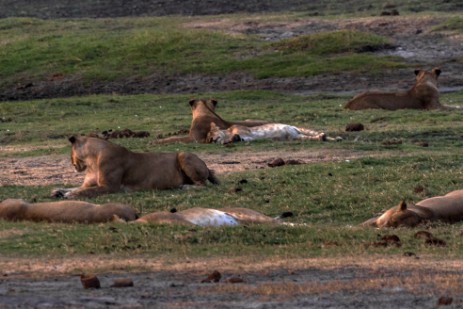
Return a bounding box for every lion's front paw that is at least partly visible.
[51,188,72,198]
[51,188,64,198]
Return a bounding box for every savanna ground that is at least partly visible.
[2,1,463,308]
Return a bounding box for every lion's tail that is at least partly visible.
[207,169,220,185]
[273,211,294,220]
[273,211,310,227]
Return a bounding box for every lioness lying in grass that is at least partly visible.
[345,68,443,110]
[362,189,463,228]
[206,122,334,144]
[135,207,293,226]
[0,199,137,223]
[52,135,219,198]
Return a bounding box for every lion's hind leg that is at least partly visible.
[295,127,326,141]
[177,152,218,186]
[51,187,76,198]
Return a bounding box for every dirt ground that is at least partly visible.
[2,3,463,308]
[2,256,463,308]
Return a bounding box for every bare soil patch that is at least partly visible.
[2,255,463,308]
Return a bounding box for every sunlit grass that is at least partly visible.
[2,90,463,258]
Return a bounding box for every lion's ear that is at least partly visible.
[210,122,217,129]
[189,99,196,107]
[414,69,421,76]
[399,200,407,211]
[209,99,218,107]
[433,68,441,77]
[68,135,77,144]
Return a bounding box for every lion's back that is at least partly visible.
[345,91,419,110]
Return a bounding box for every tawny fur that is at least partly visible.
[0,199,137,223]
[135,207,291,226]
[51,135,219,198]
[207,122,328,144]
[345,68,443,110]
[153,99,268,144]
[362,189,463,228]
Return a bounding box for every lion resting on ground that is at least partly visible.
[153,99,268,144]
[362,189,463,228]
[207,122,338,144]
[0,199,137,223]
[135,207,293,226]
[345,68,442,110]
[52,135,219,198]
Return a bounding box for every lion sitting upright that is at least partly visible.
[345,68,442,110]
[51,135,219,198]
[153,99,268,144]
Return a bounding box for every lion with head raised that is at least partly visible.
[345,68,443,110]
[51,135,219,198]
[153,99,268,144]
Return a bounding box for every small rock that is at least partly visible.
[345,123,364,132]
[403,251,417,258]
[382,139,402,145]
[425,237,447,247]
[437,296,453,306]
[111,278,134,288]
[201,270,221,283]
[415,141,429,147]
[414,230,433,240]
[225,277,245,283]
[285,159,303,165]
[268,158,285,167]
[80,274,101,289]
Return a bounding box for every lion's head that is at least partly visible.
[375,201,422,227]
[206,122,226,144]
[189,98,218,118]
[415,68,441,85]
[206,122,242,144]
[69,135,87,172]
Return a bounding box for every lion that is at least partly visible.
[362,189,463,228]
[0,199,137,223]
[134,207,294,226]
[206,122,337,144]
[51,135,219,198]
[153,99,268,144]
[345,68,443,110]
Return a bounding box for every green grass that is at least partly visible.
[0,15,407,92]
[432,16,463,32]
[2,90,463,153]
[2,90,463,259]
[273,30,393,55]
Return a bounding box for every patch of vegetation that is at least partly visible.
[2,154,463,258]
[2,90,462,155]
[273,30,394,55]
[2,90,463,259]
[432,16,463,32]
[0,16,407,92]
